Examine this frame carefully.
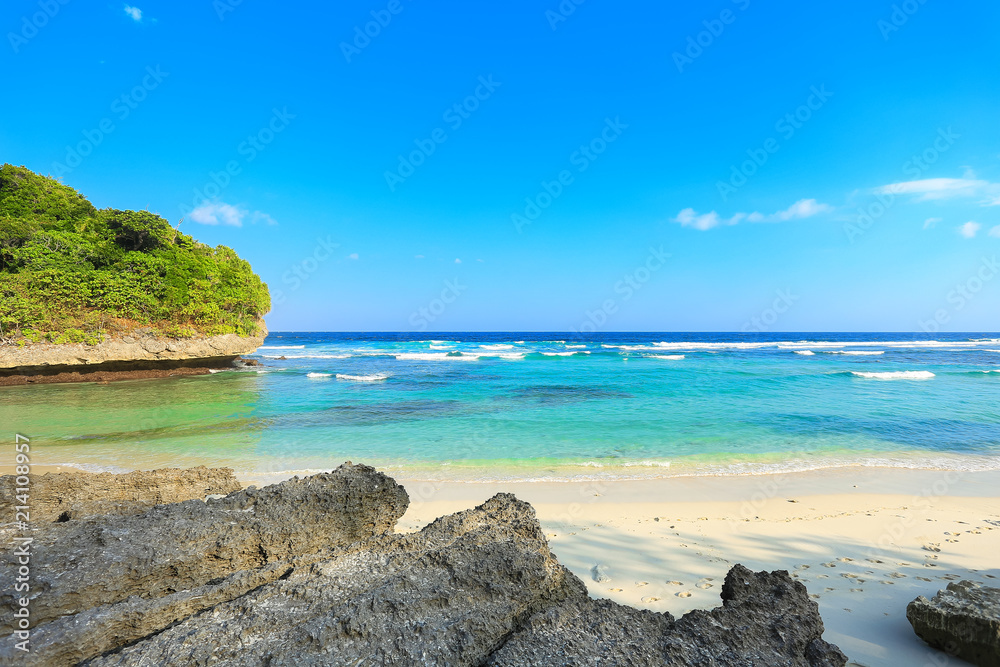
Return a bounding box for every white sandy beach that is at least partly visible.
[390,467,1000,667]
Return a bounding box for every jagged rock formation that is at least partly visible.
[0,464,848,667]
[0,466,241,524]
[907,580,1000,667]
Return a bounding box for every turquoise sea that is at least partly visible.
[6,333,1000,481]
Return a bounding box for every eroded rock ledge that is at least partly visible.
[0,329,265,385]
[0,463,848,666]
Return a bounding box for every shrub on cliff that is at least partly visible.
[0,164,270,342]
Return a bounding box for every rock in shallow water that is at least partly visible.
[907,580,1000,667]
[0,465,848,666]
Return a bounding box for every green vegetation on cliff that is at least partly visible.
[0,165,270,344]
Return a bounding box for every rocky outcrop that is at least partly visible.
[0,465,848,667]
[0,326,266,378]
[0,466,242,524]
[907,580,1000,667]
[489,564,848,666]
[0,463,408,635]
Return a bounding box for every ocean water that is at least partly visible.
[5,332,1000,481]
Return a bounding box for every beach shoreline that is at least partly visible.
[9,462,999,665]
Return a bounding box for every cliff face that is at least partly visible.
[0,325,265,380]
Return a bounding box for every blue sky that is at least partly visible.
[3,0,1000,332]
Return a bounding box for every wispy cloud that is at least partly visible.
[877,176,1000,206]
[188,202,276,227]
[923,217,942,229]
[454,258,462,264]
[958,221,981,238]
[348,253,359,260]
[990,225,1000,238]
[124,5,142,21]
[672,198,832,231]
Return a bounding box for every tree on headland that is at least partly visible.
[0,164,270,344]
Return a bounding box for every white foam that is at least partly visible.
[794,350,815,356]
[336,373,388,382]
[565,344,587,349]
[306,372,332,378]
[541,351,590,356]
[648,354,685,360]
[394,352,478,361]
[262,354,351,360]
[480,344,515,350]
[258,345,306,349]
[851,371,935,380]
[429,344,453,350]
[826,350,885,356]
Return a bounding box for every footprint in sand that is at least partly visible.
[796,564,810,570]
[816,574,829,579]
[850,588,863,593]
[887,572,907,579]
[635,581,649,587]
[880,580,895,585]
[825,587,835,592]
[916,576,933,582]
[866,558,884,564]
[697,582,713,589]
[837,557,853,562]
[923,543,941,552]
[610,588,623,592]
[822,562,837,568]
[667,580,683,586]
[641,596,660,603]
[676,591,692,598]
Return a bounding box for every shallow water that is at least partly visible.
[5,332,1000,481]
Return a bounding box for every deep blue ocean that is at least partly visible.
[7,332,1000,480]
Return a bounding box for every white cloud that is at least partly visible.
[124,5,142,21]
[250,211,277,226]
[877,177,1000,205]
[454,258,462,264]
[959,221,981,238]
[348,253,359,260]
[990,225,1000,238]
[672,198,832,231]
[187,202,275,227]
[414,254,424,259]
[923,217,942,229]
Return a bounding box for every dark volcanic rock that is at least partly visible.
[0,463,407,635]
[907,580,1000,667]
[88,493,581,666]
[488,564,848,667]
[0,466,242,524]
